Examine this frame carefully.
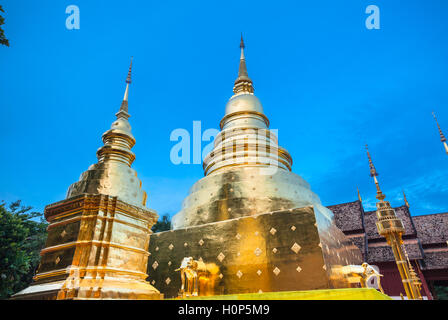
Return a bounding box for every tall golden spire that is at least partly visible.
[233,34,254,95]
[403,189,410,208]
[365,145,422,300]
[432,112,448,154]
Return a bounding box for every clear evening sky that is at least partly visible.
[1,0,447,218]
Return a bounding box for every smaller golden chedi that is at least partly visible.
[12,59,161,300]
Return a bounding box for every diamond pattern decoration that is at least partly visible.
[291,225,296,231]
[168,243,174,250]
[269,228,277,235]
[236,270,243,279]
[55,256,61,265]
[219,273,223,279]
[254,248,262,256]
[296,266,302,273]
[273,267,281,276]
[198,239,204,246]
[60,230,67,238]
[272,248,278,254]
[217,252,225,262]
[257,270,262,276]
[151,280,155,285]
[168,261,172,266]
[165,277,171,285]
[291,243,301,254]
[152,261,159,270]
[235,233,241,240]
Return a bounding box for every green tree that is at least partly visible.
[151,214,171,233]
[0,5,9,47]
[0,201,47,299]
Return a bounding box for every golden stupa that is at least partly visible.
[172,36,319,229]
[148,37,364,298]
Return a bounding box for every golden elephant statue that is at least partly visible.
[175,257,220,297]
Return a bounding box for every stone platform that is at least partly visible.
[175,288,391,300]
[148,206,363,298]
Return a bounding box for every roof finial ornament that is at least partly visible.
[432,111,448,154]
[116,57,133,119]
[365,144,385,201]
[357,186,363,203]
[233,34,254,95]
[403,190,410,208]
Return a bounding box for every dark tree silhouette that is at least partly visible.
[0,201,47,299]
[151,214,171,233]
[0,5,9,47]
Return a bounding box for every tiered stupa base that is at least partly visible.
[12,194,162,300]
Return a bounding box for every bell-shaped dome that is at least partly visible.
[225,93,264,115]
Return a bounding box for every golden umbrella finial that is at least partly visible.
[432,111,446,142]
[432,111,448,154]
[365,144,385,201]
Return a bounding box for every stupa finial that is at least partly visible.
[116,57,133,119]
[233,34,254,95]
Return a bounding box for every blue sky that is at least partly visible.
[1,0,447,218]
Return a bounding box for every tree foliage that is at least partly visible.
[151,214,171,233]
[0,201,47,299]
[0,5,9,47]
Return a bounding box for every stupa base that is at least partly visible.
[148,205,364,298]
